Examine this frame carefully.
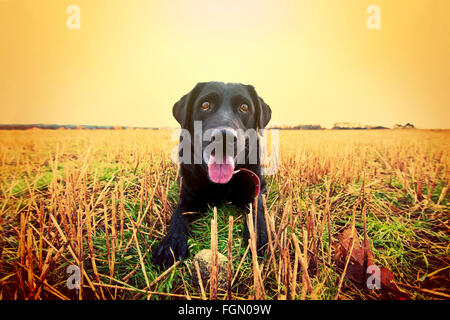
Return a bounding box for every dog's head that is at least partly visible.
[173,82,271,184]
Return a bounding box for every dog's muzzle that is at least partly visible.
[203,127,239,184]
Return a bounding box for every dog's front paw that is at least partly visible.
[153,231,188,269]
[256,230,268,256]
[244,227,268,256]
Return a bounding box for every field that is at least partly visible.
[0,129,449,300]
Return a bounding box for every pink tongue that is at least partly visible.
[208,155,235,184]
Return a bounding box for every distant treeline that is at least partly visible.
[331,122,416,130]
[331,122,389,130]
[270,124,324,130]
[271,122,415,130]
[0,124,158,130]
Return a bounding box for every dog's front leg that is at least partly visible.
[244,194,269,256]
[153,205,190,269]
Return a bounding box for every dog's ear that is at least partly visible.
[173,83,206,128]
[247,85,272,129]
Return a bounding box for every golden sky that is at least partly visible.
[1,0,449,128]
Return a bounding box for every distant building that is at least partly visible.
[394,123,415,129]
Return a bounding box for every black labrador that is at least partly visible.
[153,82,272,269]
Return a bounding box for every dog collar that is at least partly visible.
[235,168,261,198]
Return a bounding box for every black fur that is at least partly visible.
[153,82,272,269]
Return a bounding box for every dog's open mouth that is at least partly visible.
[207,154,235,184]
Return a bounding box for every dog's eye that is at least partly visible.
[201,101,210,110]
[239,103,249,113]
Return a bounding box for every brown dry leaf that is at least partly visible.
[379,267,409,299]
[333,226,410,299]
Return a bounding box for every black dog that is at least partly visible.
[153,82,272,269]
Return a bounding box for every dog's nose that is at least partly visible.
[209,127,238,158]
[211,127,238,143]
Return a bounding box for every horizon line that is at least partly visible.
[1,123,449,130]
